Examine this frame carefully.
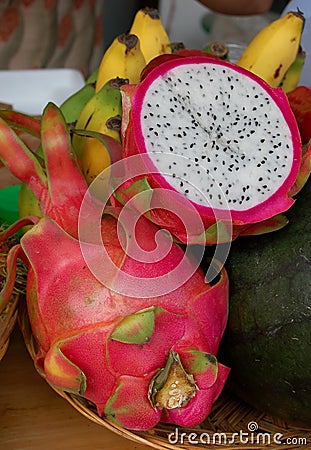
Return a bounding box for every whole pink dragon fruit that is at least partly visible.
[117,53,304,244]
[0,103,229,430]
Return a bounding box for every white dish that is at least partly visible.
[0,69,85,115]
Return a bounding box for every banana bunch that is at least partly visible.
[129,7,172,64]
[60,68,98,123]
[72,77,127,187]
[237,11,305,88]
[66,7,172,189]
[95,7,172,92]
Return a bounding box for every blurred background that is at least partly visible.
[0,1,309,85]
[104,0,290,51]
[0,0,292,77]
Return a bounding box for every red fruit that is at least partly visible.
[287,86,311,145]
[0,102,230,431]
[119,55,303,245]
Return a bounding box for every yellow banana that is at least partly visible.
[74,131,122,198]
[279,47,306,93]
[72,78,127,187]
[129,7,172,64]
[95,33,146,92]
[79,137,111,188]
[237,11,305,87]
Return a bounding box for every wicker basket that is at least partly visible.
[18,303,310,450]
[0,223,27,361]
[0,292,19,361]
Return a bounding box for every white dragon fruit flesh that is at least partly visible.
[118,53,302,244]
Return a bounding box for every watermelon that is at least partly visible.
[219,175,311,427]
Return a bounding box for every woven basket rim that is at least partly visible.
[18,304,311,450]
[0,292,19,361]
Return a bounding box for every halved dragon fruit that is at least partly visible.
[0,103,230,430]
[118,54,303,244]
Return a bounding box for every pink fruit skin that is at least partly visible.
[21,211,229,430]
[0,96,230,431]
[121,55,302,244]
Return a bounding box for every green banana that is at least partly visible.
[73,77,128,149]
[60,84,95,123]
[60,68,99,124]
[72,77,128,188]
[60,83,96,124]
[279,47,306,93]
[86,67,98,84]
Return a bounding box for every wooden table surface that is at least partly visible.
[0,328,152,450]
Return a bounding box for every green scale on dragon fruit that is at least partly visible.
[0,102,230,431]
[117,53,303,245]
